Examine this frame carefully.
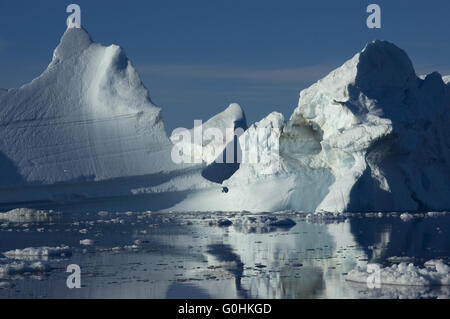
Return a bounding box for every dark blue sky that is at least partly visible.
[1,0,449,132]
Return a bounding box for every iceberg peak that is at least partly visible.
[52,27,93,63]
[223,103,247,129]
[355,40,418,95]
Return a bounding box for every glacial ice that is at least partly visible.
[1,26,450,213]
[208,41,450,212]
[0,27,184,205]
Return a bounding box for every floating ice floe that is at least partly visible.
[426,211,449,217]
[306,212,346,224]
[346,259,450,286]
[400,213,414,222]
[232,215,296,233]
[3,246,72,260]
[80,239,94,246]
[0,260,52,278]
[0,208,59,223]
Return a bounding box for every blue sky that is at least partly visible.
[1,0,449,132]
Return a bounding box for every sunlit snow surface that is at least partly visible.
[0,206,449,299]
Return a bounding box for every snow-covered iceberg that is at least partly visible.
[1,27,174,183]
[1,26,450,213]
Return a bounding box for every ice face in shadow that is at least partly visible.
[171,103,248,184]
[0,151,24,187]
[284,41,450,212]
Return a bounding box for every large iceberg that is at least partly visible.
[200,41,450,212]
[1,26,450,213]
[0,27,194,205]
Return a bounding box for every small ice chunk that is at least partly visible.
[0,261,52,278]
[400,213,414,222]
[347,260,450,286]
[80,239,94,246]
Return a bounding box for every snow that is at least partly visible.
[346,260,450,286]
[443,75,450,84]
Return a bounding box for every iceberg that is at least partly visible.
[0,27,190,206]
[171,103,247,184]
[218,41,450,212]
[1,26,450,213]
[3,246,72,260]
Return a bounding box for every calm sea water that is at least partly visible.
[0,208,449,299]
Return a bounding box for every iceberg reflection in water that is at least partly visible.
[0,209,449,299]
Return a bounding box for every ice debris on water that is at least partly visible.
[347,259,450,286]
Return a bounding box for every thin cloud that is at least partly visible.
[136,63,337,84]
